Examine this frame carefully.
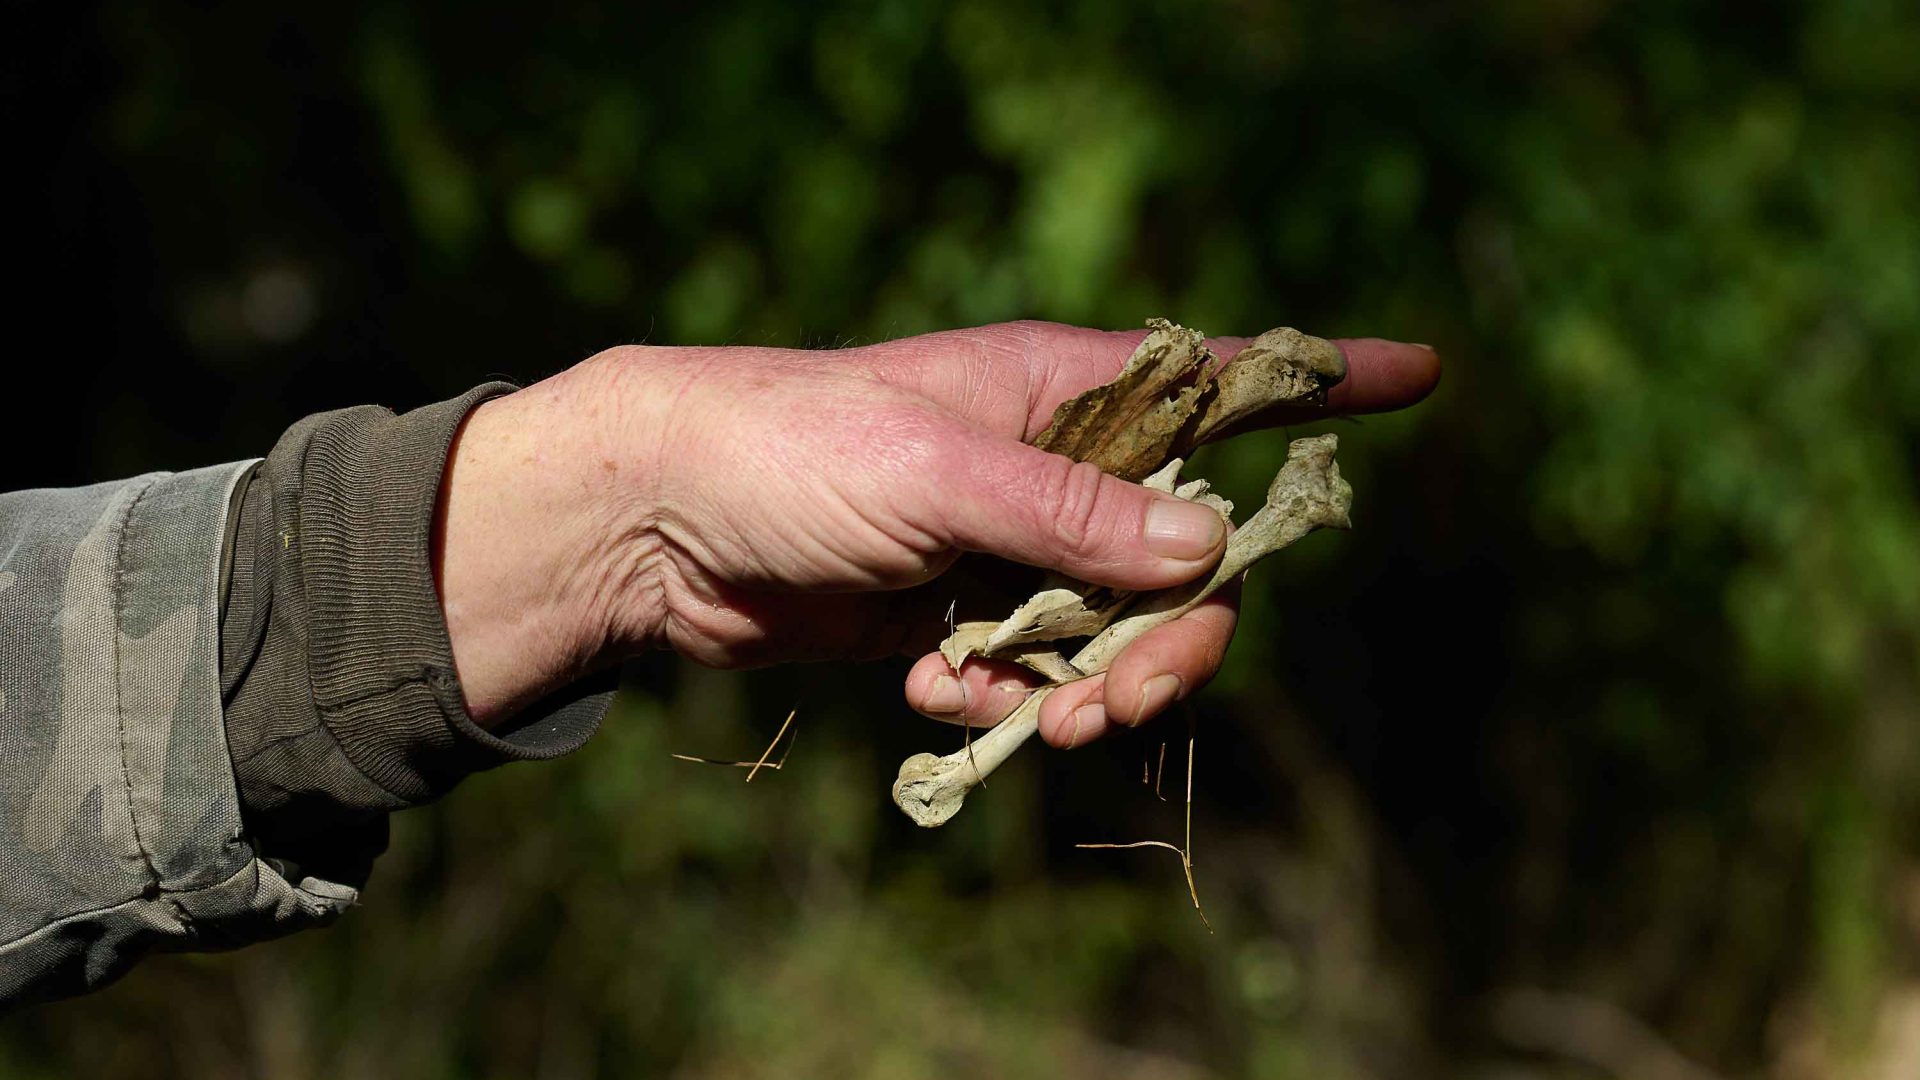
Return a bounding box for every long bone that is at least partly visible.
[892,434,1352,827]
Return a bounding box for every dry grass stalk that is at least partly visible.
[1077,731,1211,932]
[671,709,798,780]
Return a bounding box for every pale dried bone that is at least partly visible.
[1142,458,1185,492]
[893,434,1352,827]
[937,461,1231,668]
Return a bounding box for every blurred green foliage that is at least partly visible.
[5,0,1920,1076]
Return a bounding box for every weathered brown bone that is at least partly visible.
[1029,318,1215,481]
[1185,326,1346,448]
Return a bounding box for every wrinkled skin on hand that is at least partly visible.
[433,321,1438,745]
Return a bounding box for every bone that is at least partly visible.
[932,324,1339,675]
[1185,327,1346,450]
[892,434,1353,827]
[938,461,1234,670]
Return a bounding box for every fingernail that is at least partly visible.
[924,675,968,715]
[1068,703,1106,748]
[1132,674,1184,725]
[1143,499,1224,561]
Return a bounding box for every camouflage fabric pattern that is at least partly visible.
[0,463,356,1008]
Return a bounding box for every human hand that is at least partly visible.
[433,322,1437,742]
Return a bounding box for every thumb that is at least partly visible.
[924,426,1227,590]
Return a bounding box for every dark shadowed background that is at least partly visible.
[5,1,1919,1077]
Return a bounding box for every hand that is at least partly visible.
[433,322,1438,744]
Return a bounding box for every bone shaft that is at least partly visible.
[953,687,1049,780]
[1073,504,1291,670]
[938,585,1207,787]
[934,505,1299,786]
[951,502,1322,783]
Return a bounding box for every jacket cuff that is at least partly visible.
[225,383,615,852]
[293,383,611,804]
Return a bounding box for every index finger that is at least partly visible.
[1200,334,1443,439]
[866,321,1440,440]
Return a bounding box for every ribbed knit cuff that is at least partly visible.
[293,383,610,804]
[220,384,616,875]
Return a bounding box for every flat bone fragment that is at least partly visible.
[980,588,1120,654]
[936,462,1227,665]
[939,622,999,672]
[1033,319,1215,482]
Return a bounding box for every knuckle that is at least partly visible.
[1042,458,1113,562]
[970,319,1055,353]
[849,403,947,481]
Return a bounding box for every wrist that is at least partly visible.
[434,352,675,724]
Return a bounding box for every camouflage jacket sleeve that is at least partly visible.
[0,463,356,1007]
